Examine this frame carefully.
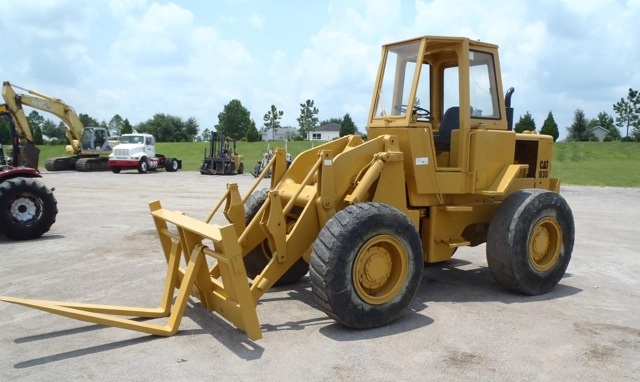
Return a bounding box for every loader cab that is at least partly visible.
[368,36,509,170]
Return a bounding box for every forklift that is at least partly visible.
[199,131,244,175]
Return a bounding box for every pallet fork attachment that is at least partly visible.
[0,200,263,340]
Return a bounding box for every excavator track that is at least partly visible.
[44,156,77,172]
[44,156,109,172]
[75,157,110,172]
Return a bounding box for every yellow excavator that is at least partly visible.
[0,36,574,341]
[1,81,114,171]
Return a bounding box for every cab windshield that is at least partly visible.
[119,135,144,144]
[374,40,428,120]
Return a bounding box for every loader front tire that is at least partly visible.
[243,188,309,285]
[310,203,423,329]
[0,177,58,240]
[487,189,574,295]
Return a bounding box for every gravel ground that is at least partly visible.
[1,171,639,381]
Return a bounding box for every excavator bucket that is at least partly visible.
[17,141,40,170]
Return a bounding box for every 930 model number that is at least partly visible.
[539,160,549,178]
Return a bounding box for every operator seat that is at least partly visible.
[434,106,459,151]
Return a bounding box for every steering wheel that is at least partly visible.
[394,105,431,119]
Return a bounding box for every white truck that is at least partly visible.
[108,133,181,174]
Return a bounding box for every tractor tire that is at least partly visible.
[0,177,58,240]
[252,162,261,178]
[309,202,423,329]
[486,189,574,295]
[243,188,309,286]
[165,158,179,172]
[237,163,244,175]
[137,158,149,174]
[111,167,121,174]
[224,162,234,175]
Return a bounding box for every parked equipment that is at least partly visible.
[200,131,243,175]
[251,142,292,178]
[0,104,57,240]
[0,36,574,340]
[108,133,181,173]
[1,81,115,172]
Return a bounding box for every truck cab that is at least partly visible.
[108,133,180,174]
[115,134,156,157]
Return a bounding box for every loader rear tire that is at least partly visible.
[0,177,58,240]
[237,163,244,174]
[487,189,574,295]
[243,188,309,285]
[310,203,423,329]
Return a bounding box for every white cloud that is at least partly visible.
[108,0,147,18]
[247,14,264,28]
[0,0,97,86]
[1,0,638,138]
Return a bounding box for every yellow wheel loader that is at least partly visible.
[0,36,574,340]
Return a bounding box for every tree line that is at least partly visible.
[514,88,640,142]
[0,111,198,145]
[209,99,357,142]
[0,99,359,145]
[4,86,639,145]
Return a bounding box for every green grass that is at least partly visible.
[35,141,640,187]
[552,142,640,187]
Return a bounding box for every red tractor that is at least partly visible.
[0,105,57,240]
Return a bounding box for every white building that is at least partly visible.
[591,126,610,141]
[308,123,341,141]
[261,126,299,141]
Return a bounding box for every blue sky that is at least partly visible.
[1,0,638,139]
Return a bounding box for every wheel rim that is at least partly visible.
[9,193,42,225]
[353,234,408,305]
[528,217,562,272]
